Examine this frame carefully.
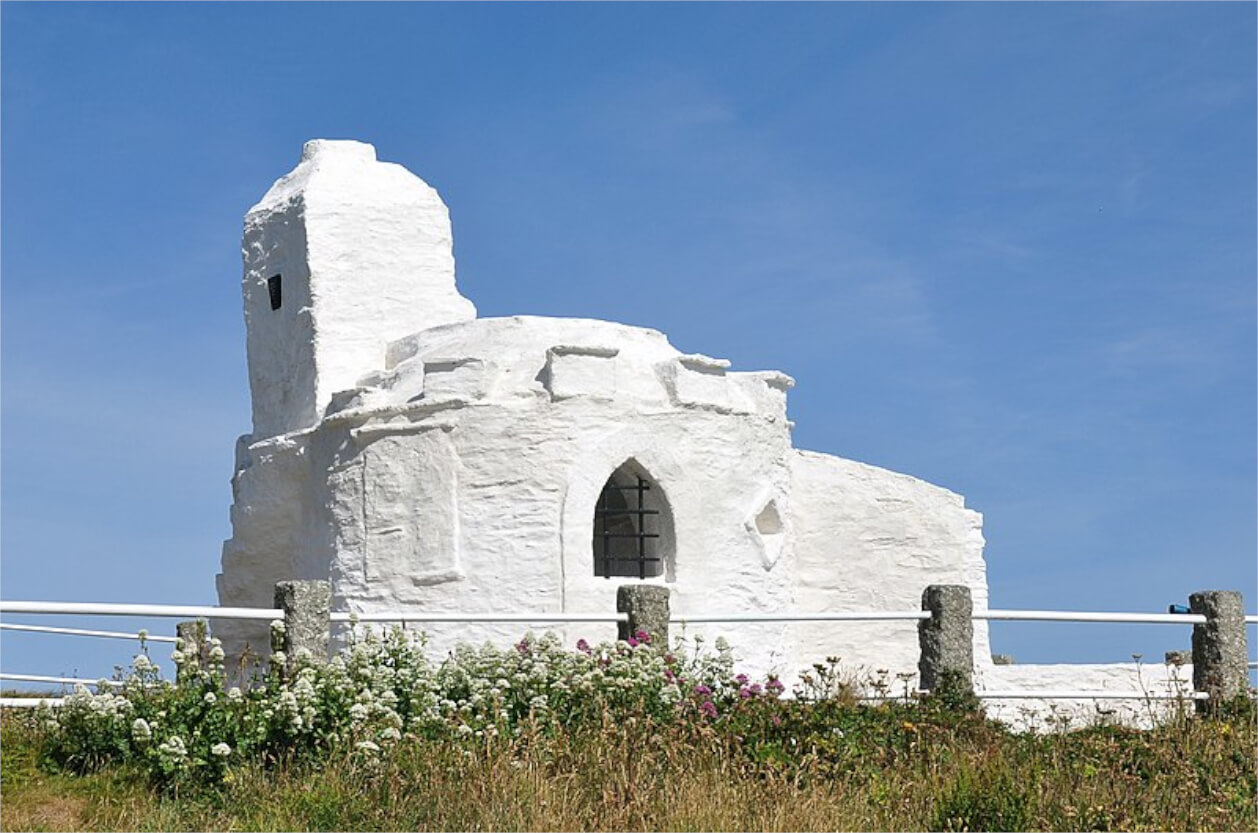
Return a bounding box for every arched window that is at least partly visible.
[593,462,671,579]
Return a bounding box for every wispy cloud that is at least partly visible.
[1103,326,1222,379]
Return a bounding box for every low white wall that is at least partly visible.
[976,661,1197,731]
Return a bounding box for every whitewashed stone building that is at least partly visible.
[216,140,1187,723]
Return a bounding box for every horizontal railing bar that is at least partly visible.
[0,698,65,708]
[976,609,1208,624]
[1,603,1251,628]
[0,602,282,620]
[332,612,629,623]
[973,689,1209,700]
[1247,615,1258,624]
[1,673,124,687]
[0,623,179,643]
[672,612,931,623]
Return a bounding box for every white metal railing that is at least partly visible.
[973,689,1209,700]
[1,673,125,687]
[855,689,1210,701]
[332,611,627,623]
[0,623,179,643]
[0,601,1247,627]
[0,601,281,620]
[0,698,65,708]
[672,611,929,623]
[975,609,1208,624]
[2,596,1255,709]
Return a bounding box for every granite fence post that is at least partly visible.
[175,619,208,685]
[918,584,974,695]
[274,580,332,676]
[1189,590,1248,714]
[617,584,670,647]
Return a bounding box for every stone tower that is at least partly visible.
[241,139,476,438]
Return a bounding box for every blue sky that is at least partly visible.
[2,2,1254,686]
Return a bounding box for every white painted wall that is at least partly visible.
[976,662,1197,731]
[313,316,796,674]
[788,450,992,683]
[243,140,476,438]
[217,141,1201,728]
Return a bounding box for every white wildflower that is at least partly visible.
[157,735,188,761]
[278,690,299,711]
[211,742,232,758]
[227,687,243,702]
[131,718,152,742]
[203,691,217,705]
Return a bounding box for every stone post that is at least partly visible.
[617,585,670,647]
[1189,590,1248,713]
[918,584,974,695]
[175,619,207,685]
[176,619,206,649]
[274,580,332,675]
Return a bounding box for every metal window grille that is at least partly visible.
[594,476,661,579]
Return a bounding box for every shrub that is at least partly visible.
[31,625,783,791]
[930,766,1032,832]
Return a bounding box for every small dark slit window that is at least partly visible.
[267,274,282,311]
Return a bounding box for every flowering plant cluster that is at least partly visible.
[33,625,786,789]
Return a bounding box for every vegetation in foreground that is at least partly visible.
[1,626,1254,832]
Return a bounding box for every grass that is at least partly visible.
[2,695,1254,832]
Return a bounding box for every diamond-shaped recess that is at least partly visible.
[745,494,785,570]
